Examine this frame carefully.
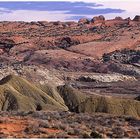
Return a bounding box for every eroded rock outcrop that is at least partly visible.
[133,15,140,21]
[91,15,105,23]
[0,38,15,53]
[57,85,140,118]
[78,18,90,24]
[103,49,140,64]
[114,16,123,21]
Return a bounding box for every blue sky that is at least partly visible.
[0,0,139,21]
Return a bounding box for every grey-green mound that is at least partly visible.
[37,83,68,109]
[0,75,140,118]
[57,84,87,112]
[0,74,68,111]
[57,85,140,118]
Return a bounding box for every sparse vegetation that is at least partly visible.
[0,111,140,138]
[0,15,140,139]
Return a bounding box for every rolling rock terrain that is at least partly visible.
[0,15,140,138]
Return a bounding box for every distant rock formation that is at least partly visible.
[125,17,131,21]
[103,49,140,64]
[114,16,123,20]
[91,15,105,23]
[0,38,15,53]
[78,18,90,24]
[133,15,140,21]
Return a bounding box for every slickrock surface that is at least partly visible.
[0,16,140,75]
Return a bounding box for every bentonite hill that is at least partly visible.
[0,15,140,138]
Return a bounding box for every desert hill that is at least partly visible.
[0,15,140,76]
[0,74,68,111]
[58,85,140,118]
[0,74,140,118]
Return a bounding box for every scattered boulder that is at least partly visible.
[103,49,140,64]
[55,37,80,49]
[37,21,49,27]
[133,15,140,22]
[76,76,96,82]
[91,15,105,23]
[0,38,15,53]
[78,18,90,24]
[114,16,123,20]
[125,17,131,21]
[52,21,61,26]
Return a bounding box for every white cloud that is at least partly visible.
[96,0,140,19]
[0,0,139,21]
[0,10,72,21]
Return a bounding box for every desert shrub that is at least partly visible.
[90,131,102,138]
[51,123,60,129]
[67,128,75,135]
[47,134,56,138]
[124,116,136,122]
[39,120,50,128]
[73,128,83,135]
[59,124,68,130]
[55,132,70,138]
[24,126,40,134]
[106,132,113,138]
[82,133,91,138]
